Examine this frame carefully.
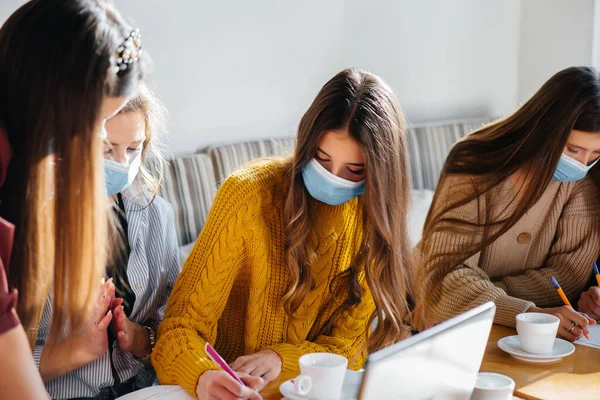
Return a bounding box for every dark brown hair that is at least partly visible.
[0,0,146,344]
[418,66,600,324]
[283,68,416,354]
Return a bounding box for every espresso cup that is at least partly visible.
[470,372,515,400]
[516,312,559,354]
[294,353,348,400]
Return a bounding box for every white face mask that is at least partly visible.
[103,152,141,196]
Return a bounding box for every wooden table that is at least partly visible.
[261,325,600,400]
[481,325,600,400]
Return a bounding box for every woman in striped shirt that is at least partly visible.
[34,85,181,400]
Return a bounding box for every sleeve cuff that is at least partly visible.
[494,295,534,328]
[265,343,305,374]
[151,331,220,396]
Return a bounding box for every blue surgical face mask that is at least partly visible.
[301,159,365,206]
[104,152,142,196]
[552,152,599,182]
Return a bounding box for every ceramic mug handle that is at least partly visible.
[294,375,312,396]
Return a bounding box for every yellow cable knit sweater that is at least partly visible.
[152,159,377,395]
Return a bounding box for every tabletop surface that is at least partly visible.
[261,324,600,400]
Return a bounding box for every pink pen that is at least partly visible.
[205,342,246,386]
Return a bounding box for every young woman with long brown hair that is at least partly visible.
[152,68,416,400]
[0,0,145,398]
[418,66,600,342]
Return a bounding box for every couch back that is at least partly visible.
[160,118,492,246]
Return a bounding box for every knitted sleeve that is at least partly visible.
[151,174,252,395]
[422,176,534,328]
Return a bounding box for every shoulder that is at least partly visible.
[569,175,599,195]
[218,158,289,204]
[147,194,174,217]
[560,176,600,217]
[122,194,175,237]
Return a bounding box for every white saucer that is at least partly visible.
[497,335,575,363]
[279,370,362,400]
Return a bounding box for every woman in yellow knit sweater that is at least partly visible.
[152,68,416,399]
[418,67,600,341]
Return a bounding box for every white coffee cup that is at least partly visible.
[516,312,559,354]
[470,372,515,400]
[294,353,348,400]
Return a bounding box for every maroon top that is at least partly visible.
[0,216,18,334]
[0,126,19,334]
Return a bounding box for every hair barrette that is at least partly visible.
[111,28,142,73]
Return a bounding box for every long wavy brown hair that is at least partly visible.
[282,68,416,353]
[0,0,145,344]
[418,66,600,326]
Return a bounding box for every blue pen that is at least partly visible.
[593,261,600,287]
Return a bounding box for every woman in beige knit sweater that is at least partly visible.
[418,66,600,342]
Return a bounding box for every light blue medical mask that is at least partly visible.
[552,153,599,182]
[104,152,142,196]
[302,159,365,206]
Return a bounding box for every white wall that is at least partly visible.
[343,0,521,125]
[518,0,597,102]
[1,1,598,153]
[116,0,523,153]
[593,0,600,69]
[116,0,350,153]
[0,0,523,153]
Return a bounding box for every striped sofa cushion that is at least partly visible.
[159,154,217,246]
[270,136,296,157]
[208,140,272,184]
[208,137,296,184]
[407,118,493,190]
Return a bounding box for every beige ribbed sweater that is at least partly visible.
[422,175,600,327]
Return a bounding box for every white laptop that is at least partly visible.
[351,301,496,400]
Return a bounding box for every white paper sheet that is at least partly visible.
[115,385,194,400]
[575,324,600,349]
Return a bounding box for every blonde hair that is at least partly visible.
[119,83,169,204]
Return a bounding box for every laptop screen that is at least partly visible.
[357,302,496,400]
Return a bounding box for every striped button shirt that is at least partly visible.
[34,186,181,399]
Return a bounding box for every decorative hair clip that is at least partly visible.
[111,29,142,73]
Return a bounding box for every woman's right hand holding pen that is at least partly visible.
[196,371,264,400]
[528,305,596,342]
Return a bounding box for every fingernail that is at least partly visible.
[101,277,106,284]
